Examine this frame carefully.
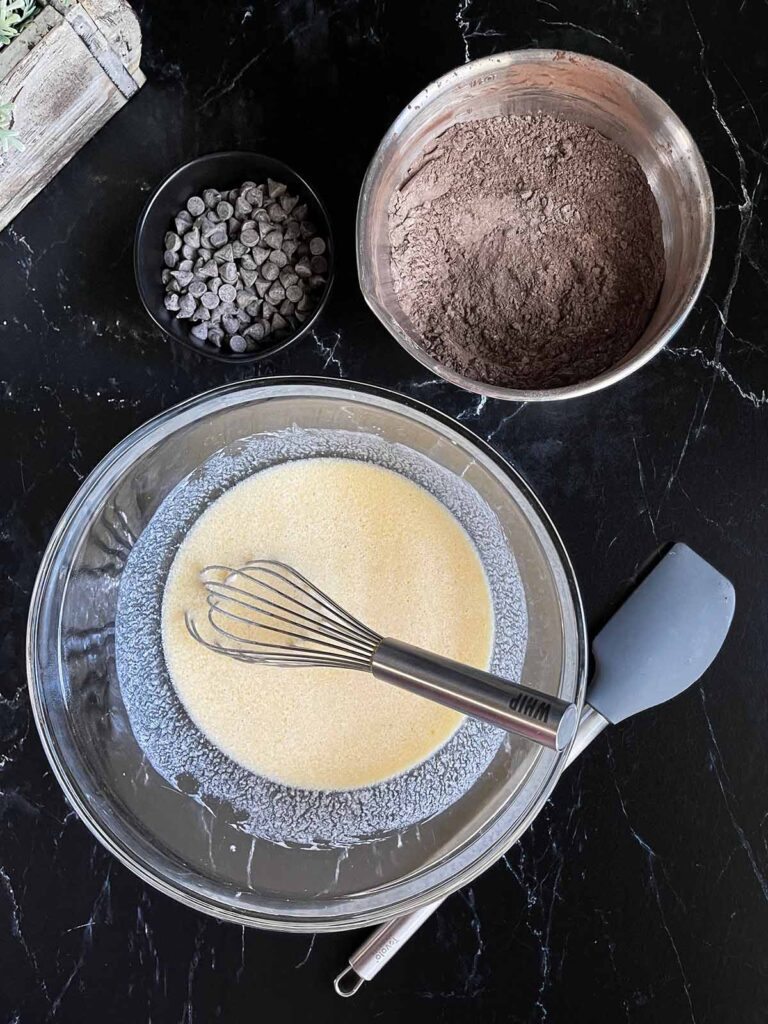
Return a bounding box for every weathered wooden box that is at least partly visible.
[0,0,144,230]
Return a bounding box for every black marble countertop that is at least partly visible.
[2,1,767,1021]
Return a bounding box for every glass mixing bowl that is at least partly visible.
[27,379,586,931]
[357,50,714,401]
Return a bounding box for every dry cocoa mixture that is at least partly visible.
[389,114,665,390]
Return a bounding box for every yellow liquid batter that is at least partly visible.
[161,458,493,790]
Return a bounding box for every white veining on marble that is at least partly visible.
[700,691,768,902]
[455,0,473,62]
[631,434,659,543]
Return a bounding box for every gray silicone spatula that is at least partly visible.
[334,543,735,996]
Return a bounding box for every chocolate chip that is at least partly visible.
[244,322,266,342]
[235,195,252,219]
[293,204,308,222]
[268,204,288,224]
[187,196,206,217]
[164,231,181,252]
[188,278,207,298]
[267,283,285,304]
[267,178,287,199]
[245,186,264,207]
[208,325,225,347]
[310,255,328,274]
[177,293,197,319]
[164,292,180,311]
[179,259,194,273]
[164,250,179,269]
[268,249,288,269]
[295,259,311,278]
[190,322,209,343]
[241,227,260,247]
[232,241,247,259]
[191,306,210,322]
[280,194,298,214]
[261,261,280,282]
[282,239,299,260]
[236,288,256,309]
[284,221,300,240]
[309,237,326,256]
[171,269,194,288]
[198,259,218,278]
[222,313,240,335]
[201,290,220,309]
[216,201,234,221]
[241,268,258,288]
[175,211,193,234]
[162,269,173,284]
[203,188,221,209]
[252,246,270,266]
[280,299,296,316]
[309,275,326,290]
[227,217,241,237]
[246,299,262,318]
[285,284,304,303]
[209,227,228,249]
[300,221,316,239]
[272,313,288,331]
[265,230,283,250]
[220,262,238,285]
[240,254,257,271]
[229,334,247,353]
[218,283,237,304]
[215,243,234,263]
[255,280,270,298]
[280,268,299,288]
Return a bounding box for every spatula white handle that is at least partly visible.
[333,703,608,996]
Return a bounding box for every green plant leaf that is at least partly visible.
[0,0,38,48]
[0,100,24,153]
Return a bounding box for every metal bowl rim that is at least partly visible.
[356,49,715,402]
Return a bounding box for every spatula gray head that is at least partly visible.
[589,543,735,726]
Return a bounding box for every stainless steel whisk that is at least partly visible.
[185,560,578,751]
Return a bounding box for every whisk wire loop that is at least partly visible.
[185,560,382,670]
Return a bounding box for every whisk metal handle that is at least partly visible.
[371,639,578,751]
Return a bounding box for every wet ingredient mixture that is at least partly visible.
[389,114,665,389]
[161,458,493,791]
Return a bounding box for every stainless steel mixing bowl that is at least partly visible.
[357,50,714,401]
[27,378,586,931]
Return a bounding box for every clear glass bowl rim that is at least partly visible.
[26,377,588,931]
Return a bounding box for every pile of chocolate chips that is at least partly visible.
[161,179,329,354]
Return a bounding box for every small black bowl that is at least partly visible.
[134,151,334,364]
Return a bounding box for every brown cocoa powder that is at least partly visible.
[389,114,665,390]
